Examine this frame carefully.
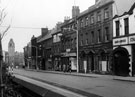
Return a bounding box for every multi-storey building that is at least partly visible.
[52,22,63,71]
[77,0,114,73]
[76,0,135,74]
[37,28,54,70]
[60,6,80,72]
[113,3,135,76]
[23,42,32,68]
[31,35,38,69]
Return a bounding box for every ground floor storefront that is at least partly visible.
[113,36,135,76]
[78,43,113,74]
[52,52,77,72]
[79,49,112,74]
[113,45,135,76]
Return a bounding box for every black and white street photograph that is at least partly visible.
[0,0,135,97]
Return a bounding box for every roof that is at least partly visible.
[128,2,135,15]
[113,2,135,19]
[37,29,56,43]
[78,0,114,18]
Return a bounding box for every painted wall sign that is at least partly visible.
[129,35,135,44]
[113,37,128,46]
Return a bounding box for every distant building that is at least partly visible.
[14,51,24,68]
[8,38,15,66]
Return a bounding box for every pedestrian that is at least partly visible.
[63,64,66,73]
[68,63,71,73]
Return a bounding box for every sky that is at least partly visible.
[0,0,95,52]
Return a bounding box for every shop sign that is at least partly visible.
[113,37,128,46]
[129,35,135,44]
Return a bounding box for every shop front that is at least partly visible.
[61,51,77,72]
[113,37,132,76]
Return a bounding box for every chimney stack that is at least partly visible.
[41,28,48,37]
[72,6,80,18]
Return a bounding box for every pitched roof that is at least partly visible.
[128,2,135,15]
[78,0,113,18]
[37,29,56,43]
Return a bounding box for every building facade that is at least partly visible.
[23,42,32,69]
[113,3,135,76]
[52,22,63,71]
[37,28,54,70]
[60,6,80,72]
[77,0,113,73]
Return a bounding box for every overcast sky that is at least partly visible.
[1,0,95,52]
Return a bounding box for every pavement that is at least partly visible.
[26,69,135,82]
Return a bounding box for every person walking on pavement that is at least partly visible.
[68,63,71,73]
[63,64,66,73]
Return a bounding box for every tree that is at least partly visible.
[0,3,10,97]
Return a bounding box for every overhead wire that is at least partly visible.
[0,25,42,29]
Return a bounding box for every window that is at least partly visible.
[81,40,83,46]
[124,18,129,35]
[105,27,109,41]
[91,31,94,43]
[86,39,88,45]
[104,8,109,19]
[80,19,83,27]
[91,15,94,24]
[85,17,88,26]
[97,11,101,22]
[116,21,120,37]
[98,29,101,43]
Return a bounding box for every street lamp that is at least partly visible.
[63,28,79,73]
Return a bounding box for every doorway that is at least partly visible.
[113,47,130,76]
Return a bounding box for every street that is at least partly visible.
[13,69,135,97]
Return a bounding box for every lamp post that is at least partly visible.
[63,28,79,73]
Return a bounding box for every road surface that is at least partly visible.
[13,69,135,97]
